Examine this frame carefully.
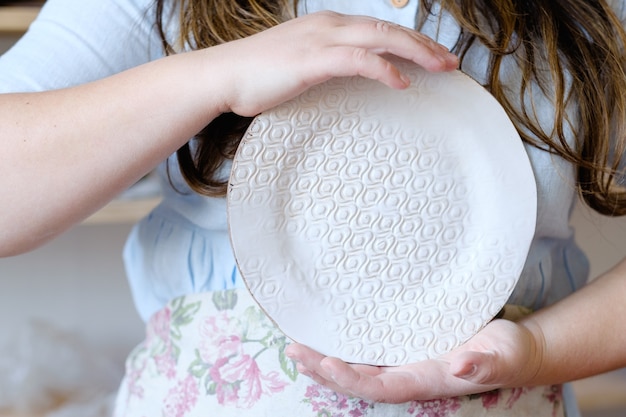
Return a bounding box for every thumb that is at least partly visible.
[449,351,500,385]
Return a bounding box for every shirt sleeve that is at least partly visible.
[608,0,626,23]
[605,0,626,183]
[0,0,167,93]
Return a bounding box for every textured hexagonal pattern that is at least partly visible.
[228,59,536,366]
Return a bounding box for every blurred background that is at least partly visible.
[0,2,625,416]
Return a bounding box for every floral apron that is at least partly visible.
[113,289,565,417]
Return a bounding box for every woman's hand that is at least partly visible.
[205,11,459,117]
[285,318,544,403]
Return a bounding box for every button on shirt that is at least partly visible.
[298,0,418,28]
[391,0,410,8]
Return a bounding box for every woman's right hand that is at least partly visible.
[203,11,459,117]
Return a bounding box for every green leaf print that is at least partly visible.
[189,349,210,378]
[241,305,267,329]
[170,297,202,341]
[212,290,238,311]
[279,345,298,381]
[205,380,217,395]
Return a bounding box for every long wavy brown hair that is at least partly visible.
[156,0,626,216]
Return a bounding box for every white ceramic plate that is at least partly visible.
[227,59,537,366]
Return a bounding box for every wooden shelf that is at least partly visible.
[573,370,626,413]
[0,5,40,33]
[82,197,161,225]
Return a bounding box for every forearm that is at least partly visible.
[0,50,226,256]
[520,256,626,385]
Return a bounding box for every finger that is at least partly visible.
[285,343,343,382]
[295,362,331,385]
[285,343,327,371]
[449,350,500,385]
[320,357,384,401]
[295,361,359,396]
[329,15,458,71]
[323,47,413,89]
[321,357,417,403]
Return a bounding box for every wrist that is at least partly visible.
[516,316,547,387]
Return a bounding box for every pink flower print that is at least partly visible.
[303,384,371,417]
[316,391,349,412]
[208,357,239,406]
[153,346,177,379]
[163,374,199,417]
[147,307,172,343]
[348,406,371,417]
[407,398,461,417]
[210,353,288,408]
[543,385,562,404]
[126,373,145,400]
[199,312,242,363]
[144,307,178,378]
[304,383,322,399]
[505,387,526,409]
[543,385,563,417]
[123,345,148,401]
[481,389,501,409]
[124,359,146,401]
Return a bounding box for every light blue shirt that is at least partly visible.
[3,0,622,324]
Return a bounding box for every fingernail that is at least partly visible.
[400,73,411,87]
[296,362,309,374]
[284,345,297,359]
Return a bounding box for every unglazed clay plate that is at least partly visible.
[227,59,537,366]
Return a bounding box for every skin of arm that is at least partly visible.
[0,11,458,257]
[285,255,626,403]
[518,256,626,385]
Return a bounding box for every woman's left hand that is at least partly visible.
[284,318,543,403]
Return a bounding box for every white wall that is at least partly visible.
[572,202,626,278]
[0,223,144,366]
